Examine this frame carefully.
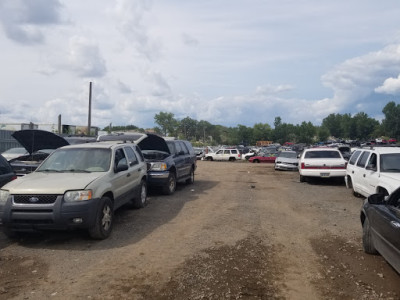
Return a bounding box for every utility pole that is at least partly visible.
[88,82,92,136]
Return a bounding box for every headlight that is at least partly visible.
[64,190,92,202]
[0,190,10,204]
[150,162,167,171]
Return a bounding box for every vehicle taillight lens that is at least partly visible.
[301,163,305,169]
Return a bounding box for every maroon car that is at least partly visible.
[249,153,277,163]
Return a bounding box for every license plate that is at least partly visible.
[320,172,330,177]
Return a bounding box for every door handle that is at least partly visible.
[127,173,131,177]
[363,174,366,177]
[390,221,400,228]
[352,171,354,174]
[138,168,142,172]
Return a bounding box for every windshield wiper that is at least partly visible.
[37,169,62,173]
[66,169,91,173]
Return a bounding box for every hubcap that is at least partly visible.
[101,205,112,231]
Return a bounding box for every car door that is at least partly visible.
[110,147,132,209]
[353,151,371,196]
[368,190,400,272]
[171,141,186,180]
[364,153,379,196]
[123,145,143,194]
[179,141,192,177]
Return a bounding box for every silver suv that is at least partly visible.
[0,142,148,239]
[346,146,400,197]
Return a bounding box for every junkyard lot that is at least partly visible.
[0,161,399,299]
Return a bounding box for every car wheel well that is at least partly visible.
[377,187,389,196]
[102,191,114,202]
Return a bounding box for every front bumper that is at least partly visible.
[147,171,170,187]
[275,163,298,171]
[0,194,100,231]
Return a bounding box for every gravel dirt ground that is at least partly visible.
[0,160,399,299]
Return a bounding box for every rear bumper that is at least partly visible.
[299,169,346,178]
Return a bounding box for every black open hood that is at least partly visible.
[12,129,69,154]
[136,133,170,154]
[97,132,170,154]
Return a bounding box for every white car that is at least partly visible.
[346,146,400,197]
[204,148,241,161]
[298,148,347,182]
[1,147,28,161]
[274,151,298,171]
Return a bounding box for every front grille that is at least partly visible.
[13,194,59,204]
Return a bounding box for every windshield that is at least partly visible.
[37,148,111,172]
[380,153,400,172]
[279,152,297,158]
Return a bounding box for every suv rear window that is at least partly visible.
[304,150,341,159]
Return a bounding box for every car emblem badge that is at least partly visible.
[29,197,39,203]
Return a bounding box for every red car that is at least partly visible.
[249,153,277,163]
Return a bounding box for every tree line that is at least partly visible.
[103,101,400,146]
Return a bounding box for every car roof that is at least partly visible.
[357,146,400,154]
[58,142,125,150]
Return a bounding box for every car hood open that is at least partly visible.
[98,132,170,154]
[12,129,69,154]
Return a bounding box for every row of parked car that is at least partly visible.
[200,143,400,274]
[294,145,400,275]
[0,130,197,239]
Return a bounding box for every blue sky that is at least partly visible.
[1,0,400,130]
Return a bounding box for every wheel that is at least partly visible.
[362,218,378,254]
[206,157,213,161]
[299,175,307,182]
[89,196,114,240]
[229,157,236,161]
[253,159,259,163]
[162,172,176,195]
[132,179,147,208]
[186,167,195,184]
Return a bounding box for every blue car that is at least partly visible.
[361,188,400,273]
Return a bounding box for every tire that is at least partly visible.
[163,172,176,195]
[362,218,378,254]
[88,196,114,240]
[206,157,213,161]
[186,167,195,184]
[229,157,236,162]
[299,175,307,182]
[132,179,147,208]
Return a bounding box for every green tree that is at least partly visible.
[382,101,400,140]
[154,112,178,137]
[179,117,197,140]
[317,126,330,143]
[252,123,272,143]
[353,112,379,140]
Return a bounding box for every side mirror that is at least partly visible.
[115,163,128,173]
[178,150,185,156]
[367,193,385,205]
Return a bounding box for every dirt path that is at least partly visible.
[0,161,399,299]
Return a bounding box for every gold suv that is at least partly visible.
[0,142,148,239]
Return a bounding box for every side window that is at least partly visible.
[124,146,138,166]
[356,151,370,168]
[134,145,145,162]
[183,141,195,156]
[216,150,223,155]
[166,141,176,155]
[349,150,361,165]
[224,150,230,155]
[114,148,127,168]
[231,150,238,154]
[180,142,189,155]
[175,142,183,154]
[366,153,377,170]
